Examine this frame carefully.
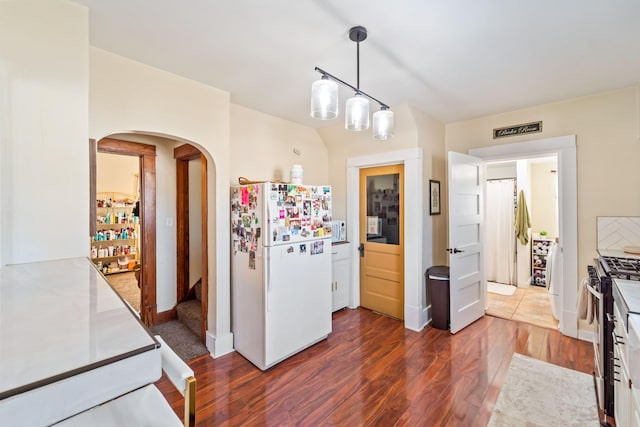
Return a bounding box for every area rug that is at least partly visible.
[151,320,209,362]
[488,281,516,296]
[488,353,599,426]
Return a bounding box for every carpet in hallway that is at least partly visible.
[151,320,209,362]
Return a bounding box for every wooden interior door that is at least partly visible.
[359,164,404,319]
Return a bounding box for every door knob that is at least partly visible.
[358,243,365,257]
[446,248,465,254]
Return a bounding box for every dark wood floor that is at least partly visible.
[156,308,594,426]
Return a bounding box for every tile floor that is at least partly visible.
[486,284,559,330]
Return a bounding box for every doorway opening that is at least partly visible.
[92,137,157,326]
[469,134,577,337]
[92,153,142,313]
[174,143,208,344]
[484,157,560,331]
[346,148,423,331]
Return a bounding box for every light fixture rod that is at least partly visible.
[356,39,360,90]
[314,66,389,110]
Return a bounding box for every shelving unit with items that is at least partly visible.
[90,192,140,275]
[531,238,553,287]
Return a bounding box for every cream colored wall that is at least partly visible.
[319,103,419,220]
[0,1,89,265]
[446,87,640,288]
[412,106,447,268]
[96,153,139,196]
[530,161,558,238]
[230,104,328,185]
[89,47,234,356]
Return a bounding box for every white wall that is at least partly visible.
[486,162,517,180]
[0,0,89,265]
[89,47,233,357]
[230,104,329,185]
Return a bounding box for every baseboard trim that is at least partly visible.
[155,307,177,324]
[206,330,234,358]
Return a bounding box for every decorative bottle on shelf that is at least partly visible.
[290,164,303,184]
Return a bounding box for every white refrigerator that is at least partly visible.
[231,182,333,370]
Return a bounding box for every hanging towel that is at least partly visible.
[577,277,595,325]
[514,190,531,245]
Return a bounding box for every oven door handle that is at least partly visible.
[586,282,601,298]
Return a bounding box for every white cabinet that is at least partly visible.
[614,302,632,427]
[331,243,351,312]
[629,314,640,426]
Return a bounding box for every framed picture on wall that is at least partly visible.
[429,180,441,215]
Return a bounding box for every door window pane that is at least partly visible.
[366,173,400,245]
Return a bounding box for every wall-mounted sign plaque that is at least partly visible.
[493,121,542,139]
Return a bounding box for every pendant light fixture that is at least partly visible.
[310,26,394,140]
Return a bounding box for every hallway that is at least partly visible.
[487,285,559,330]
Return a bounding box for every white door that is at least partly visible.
[448,151,485,333]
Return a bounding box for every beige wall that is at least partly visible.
[530,161,558,238]
[413,106,447,267]
[230,104,329,185]
[97,153,139,196]
[446,87,640,281]
[0,1,89,265]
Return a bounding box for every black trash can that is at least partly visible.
[426,266,450,330]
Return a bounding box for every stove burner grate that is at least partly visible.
[600,256,640,280]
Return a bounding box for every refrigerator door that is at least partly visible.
[264,184,332,246]
[264,238,332,368]
[230,183,267,368]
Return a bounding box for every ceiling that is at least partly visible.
[72,0,640,127]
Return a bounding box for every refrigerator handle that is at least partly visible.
[266,249,271,312]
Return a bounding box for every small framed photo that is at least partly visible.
[429,180,441,215]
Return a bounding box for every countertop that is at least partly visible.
[614,278,640,315]
[0,257,158,399]
[598,249,640,260]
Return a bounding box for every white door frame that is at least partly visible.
[469,135,577,337]
[346,148,425,331]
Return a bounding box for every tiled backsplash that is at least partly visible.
[597,216,640,250]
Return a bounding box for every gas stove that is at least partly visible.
[600,255,640,280]
[597,249,640,281]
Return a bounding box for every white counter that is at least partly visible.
[615,278,640,314]
[0,257,161,426]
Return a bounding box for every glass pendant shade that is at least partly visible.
[345,94,370,131]
[373,109,394,140]
[310,77,338,120]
